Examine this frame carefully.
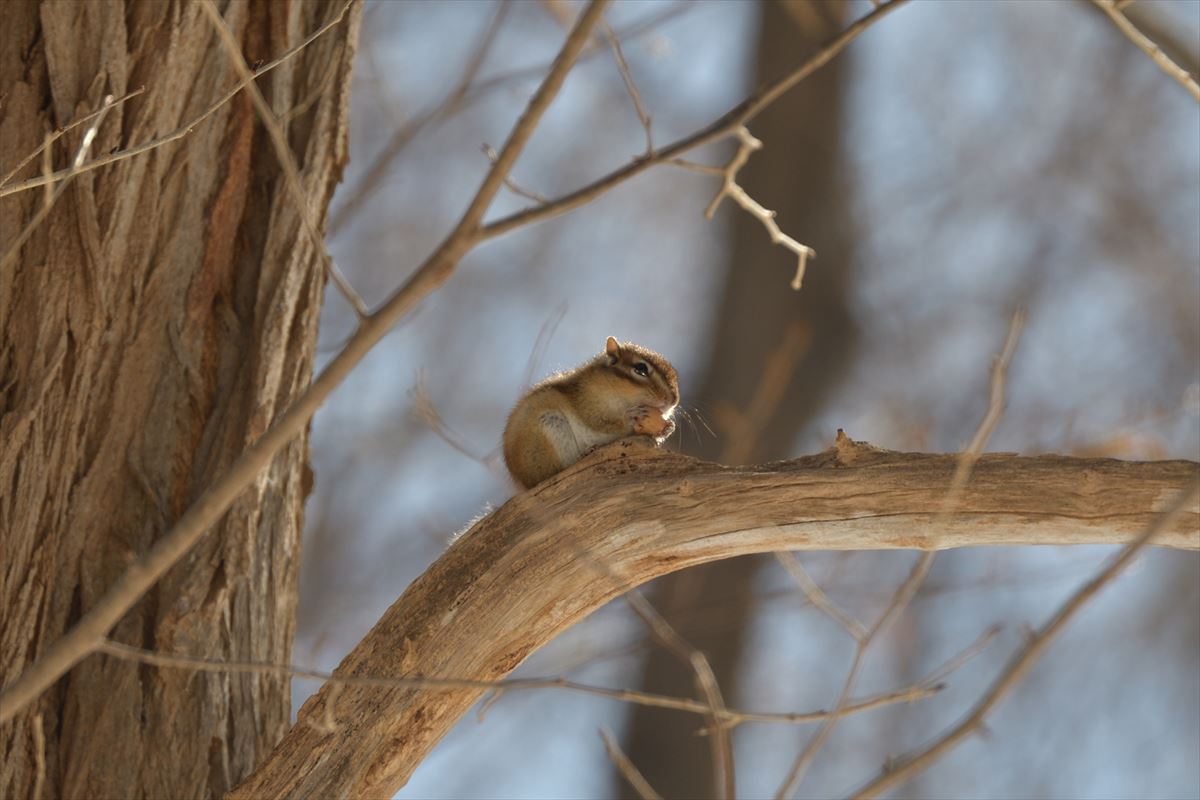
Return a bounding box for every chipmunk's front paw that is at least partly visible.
[630,407,671,437]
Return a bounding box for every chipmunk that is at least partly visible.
[503,336,680,489]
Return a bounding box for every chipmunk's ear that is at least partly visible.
[605,336,621,364]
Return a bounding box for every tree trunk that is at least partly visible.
[621,2,857,795]
[0,2,359,797]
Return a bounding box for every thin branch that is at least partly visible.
[601,728,663,800]
[623,589,737,800]
[1092,0,1200,102]
[705,628,998,735]
[329,0,512,233]
[918,624,1003,688]
[774,552,936,800]
[849,479,1200,799]
[478,0,911,243]
[0,0,610,726]
[600,19,654,155]
[704,126,815,290]
[774,311,1025,799]
[0,87,144,189]
[280,56,341,124]
[0,0,357,200]
[410,372,502,470]
[92,638,939,728]
[0,94,115,272]
[450,1,513,110]
[329,2,692,236]
[944,309,1026,510]
[483,143,550,204]
[669,158,726,177]
[197,0,369,319]
[774,552,867,642]
[716,320,811,464]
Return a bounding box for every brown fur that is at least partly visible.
[503,337,680,489]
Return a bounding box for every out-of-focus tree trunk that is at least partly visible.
[0,2,359,797]
[619,2,858,797]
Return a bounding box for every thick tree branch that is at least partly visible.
[230,436,1199,798]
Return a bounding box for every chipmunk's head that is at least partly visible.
[603,336,679,418]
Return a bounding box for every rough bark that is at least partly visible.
[231,438,1199,799]
[0,2,359,798]
[623,2,858,795]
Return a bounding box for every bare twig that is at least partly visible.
[280,57,341,124]
[714,321,811,463]
[0,87,144,189]
[918,624,1003,688]
[943,309,1026,509]
[329,0,512,233]
[478,0,912,243]
[197,0,369,319]
[711,684,940,732]
[1092,0,1200,102]
[669,159,726,177]
[600,19,654,155]
[92,638,939,728]
[411,372,502,470]
[601,728,664,800]
[483,143,550,204]
[774,311,1025,799]
[0,94,115,272]
[0,0,356,200]
[775,552,867,641]
[849,479,1200,798]
[0,0,611,726]
[774,552,936,799]
[623,590,737,800]
[704,126,815,290]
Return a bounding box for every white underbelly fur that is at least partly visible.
[547,408,620,465]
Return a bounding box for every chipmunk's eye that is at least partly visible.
[633,362,650,377]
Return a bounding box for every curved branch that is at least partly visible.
[231,437,1199,798]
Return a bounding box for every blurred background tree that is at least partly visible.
[620,1,859,796]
